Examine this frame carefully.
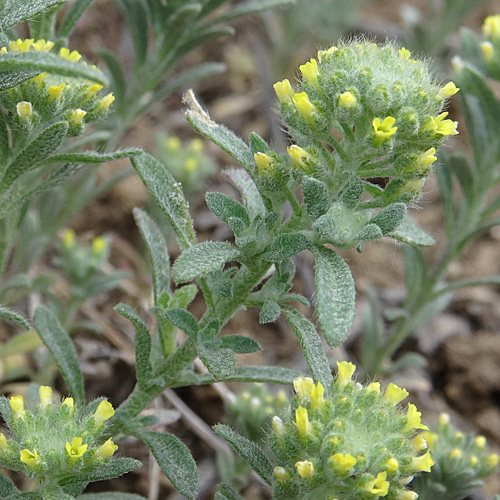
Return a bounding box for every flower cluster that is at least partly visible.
[412,413,499,500]
[0,387,118,481]
[269,362,433,500]
[268,41,458,210]
[478,15,500,79]
[0,39,114,137]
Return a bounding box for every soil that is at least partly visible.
[2,0,500,498]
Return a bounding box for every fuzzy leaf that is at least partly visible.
[0,0,65,32]
[0,306,30,330]
[114,304,152,389]
[59,458,142,485]
[389,215,435,247]
[33,306,84,404]
[214,484,244,500]
[95,48,127,105]
[259,299,281,324]
[214,424,273,485]
[302,176,330,220]
[0,471,18,497]
[58,0,95,37]
[164,308,198,338]
[170,285,198,308]
[218,335,262,353]
[43,148,140,165]
[140,431,198,500]
[131,152,196,250]
[370,202,407,235]
[313,245,355,347]
[133,208,170,304]
[223,168,266,220]
[261,233,310,262]
[282,306,333,390]
[199,346,236,379]
[206,192,249,226]
[78,494,148,500]
[172,241,241,283]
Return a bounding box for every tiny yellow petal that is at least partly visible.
[299,58,319,86]
[71,108,87,124]
[184,157,198,172]
[366,382,381,393]
[411,450,434,472]
[93,400,115,427]
[62,229,76,248]
[273,79,294,103]
[0,433,8,451]
[399,47,411,60]
[412,434,428,452]
[38,386,52,407]
[166,136,180,152]
[384,383,409,405]
[189,138,204,153]
[295,460,314,479]
[20,448,40,467]
[475,435,486,449]
[336,361,356,385]
[338,91,357,108]
[292,92,315,122]
[485,453,499,469]
[330,453,357,474]
[441,82,460,98]
[96,438,118,459]
[274,466,288,482]
[98,93,115,111]
[92,236,107,255]
[438,413,450,427]
[384,457,399,473]
[62,397,74,410]
[403,403,428,432]
[10,395,24,417]
[483,15,500,41]
[293,376,315,398]
[366,471,389,496]
[398,492,418,500]
[294,406,311,438]
[449,448,462,459]
[254,152,273,174]
[480,41,494,60]
[16,101,33,118]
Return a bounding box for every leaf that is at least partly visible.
[402,244,427,306]
[370,203,407,235]
[58,0,95,37]
[218,335,262,353]
[204,0,291,26]
[133,208,170,304]
[0,331,42,358]
[78,494,148,500]
[0,52,108,87]
[184,90,255,174]
[170,285,198,308]
[447,152,476,208]
[59,458,142,485]
[114,304,152,390]
[0,306,30,330]
[43,148,140,165]
[282,306,333,390]
[206,192,250,226]
[389,215,435,247]
[0,471,18,497]
[33,306,84,405]
[312,245,356,347]
[261,233,310,262]
[0,0,65,32]
[94,48,127,105]
[302,176,330,220]
[223,168,266,220]
[131,152,196,250]
[214,424,273,485]
[172,241,241,283]
[259,299,281,324]
[1,122,68,191]
[164,308,198,338]
[214,484,244,500]
[199,346,236,379]
[140,431,198,500]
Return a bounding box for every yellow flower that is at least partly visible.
[274,466,288,482]
[166,136,180,152]
[470,455,479,466]
[412,433,428,452]
[93,400,115,428]
[411,450,434,472]
[366,382,380,393]
[65,437,88,463]
[483,15,500,41]
[475,435,486,449]
[273,79,294,103]
[365,471,389,496]
[336,361,356,386]
[97,93,115,111]
[441,82,460,98]
[92,236,107,255]
[9,395,25,418]
[95,438,118,460]
[292,92,316,123]
[254,152,273,174]
[16,101,33,118]
[384,457,399,473]
[399,47,411,60]
[32,39,54,52]
[184,157,198,172]
[480,41,494,60]
[295,460,314,479]
[422,112,458,136]
[449,448,462,459]
[20,448,41,467]
[0,433,8,451]
[403,403,428,432]
[418,147,437,171]
[384,383,409,405]
[62,229,76,248]
[299,58,319,86]
[398,492,418,500]
[317,46,337,62]
[485,453,499,469]
[9,39,34,52]
[189,138,204,153]
[287,145,310,171]
[87,83,104,96]
[272,416,284,437]
[62,397,74,411]
[0,47,6,53]
[294,406,311,438]
[32,72,47,87]
[38,386,52,408]
[71,109,87,125]
[48,83,66,101]
[59,47,82,62]
[338,91,357,108]
[293,376,315,398]
[330,453,357,475]
[372,116,397,147]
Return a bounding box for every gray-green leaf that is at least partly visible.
[389,215,435,247]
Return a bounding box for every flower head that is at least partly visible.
[93,400,115,428]
[295,460,314,479]
[65,437,88,463]
[483,15,500,41]
[20,448,41,467]
[373,116,397,147]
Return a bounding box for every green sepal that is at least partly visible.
[0,305,30,330]
[282,305,333,390]
[114,303,153,390]
[259,299,281,324]
[214,424,273,485]
[172,241,241,283]
[206,191,250,226]
[389,215,435,247]
[0,0,65,32]
[139,431,198,500]
[223,168,266,220]
[33,306,85,405]
[312,245,355,347]
[302,176,330,220]
[261,233,310,262]
[164,308,198,338]
[133,207,170,304]
[370,202,407,235]
[131,152,196,250]
[217,334,262,353]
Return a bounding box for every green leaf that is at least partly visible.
[206,192,250,226]
[95,48,127,105]
[58,0,95,37]
[133,208,170,304]
[447,152,476,208]
[0,471,18,497]
[282,306,333,390]
[172,241,241,283]
[259,299,281,324]
[223,168,266,220]
[0,52,108,87]
[214,424,273,485]
[312,245,355,347]
[114,304,152,390]
[0,306,30,330]
[79,494,148,500]
[199,346,236,379]
[218,335,262,353]
[389,215,435,247]
[302,176,330,220]
[0,0,65,32]
[140,431,198,500]
[131,152,196,250]
[261,233,310,262]
[43,483,75,500]
[59,458,142,485]
[33,306,84,404]
[184,90,255,174]
[370,203,407,235]
[214,484,244,500]
[1,122,68,191]
[402,244,427,306]
[204,0,291,26]
[164,308,198,338]
[0,331,42,358]
[170,284,198,308]
[43,148,140,165]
